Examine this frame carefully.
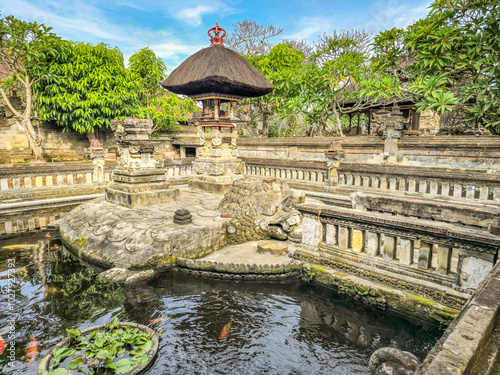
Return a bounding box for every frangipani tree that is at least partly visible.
[373,0,500,133]
[0,15,65,160]
[282,30,401,136]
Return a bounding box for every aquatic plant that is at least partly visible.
[42,317,156,375]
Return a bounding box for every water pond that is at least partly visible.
[0,232,443,374]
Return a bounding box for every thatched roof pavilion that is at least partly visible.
[161,23,273,98]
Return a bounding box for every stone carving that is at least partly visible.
[218,177,304,243]
[211,129,222,147]
[84,139,107,182]
[369,347,420,375]
[325,142,346,186]
[174,209,192,225]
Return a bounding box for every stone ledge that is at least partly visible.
[416,261,500,374]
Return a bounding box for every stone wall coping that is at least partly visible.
[175,257,298,275]
[237,135,500,148]
[415,261,500,374]
[0,161,117,177]
[338,162,500,184]
[297,203,500,250]
[241,157,327,170]
[354,191,500,211]
[237,136,384,147]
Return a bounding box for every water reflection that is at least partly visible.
[0,233,443,375]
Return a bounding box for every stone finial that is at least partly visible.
[174,209,192,225]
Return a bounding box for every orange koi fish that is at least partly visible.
[25,335,38,363]
[219,319,233,341]
[45,233,52,238]
[150,317,170,325]
[0,334,4,355]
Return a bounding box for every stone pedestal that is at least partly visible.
[378,106,404,163]
[106,118,178,208]
[189,126,244,194]
[106,168,178,208]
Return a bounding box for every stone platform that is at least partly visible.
[60,187,230,269]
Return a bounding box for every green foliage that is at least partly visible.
[241,43,305,136]
[35,41,141,134]
[0,14,65,159]
[374,0,500,133]
[45,317,154,375]
[0,14,64,94]
[128,47,196,133]
[128,46,167,104]
[279,31,399,136]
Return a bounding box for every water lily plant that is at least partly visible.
[42,317,154,375]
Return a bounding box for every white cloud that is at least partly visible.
[286,16,335,41]
[176,5,215,26]
[366,1,432,32]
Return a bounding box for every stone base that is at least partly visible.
[105,187,179,208]
[189,174,243,194]
[257,240,288,255]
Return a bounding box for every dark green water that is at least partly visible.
[0,232,443,374]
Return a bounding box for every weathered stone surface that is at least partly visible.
[256,240,288,255]
[369,347,420,375]
[218,177,304,244]
[60,187,229,268]
[416,261,500,375]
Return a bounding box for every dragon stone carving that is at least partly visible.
[218,177,304,243]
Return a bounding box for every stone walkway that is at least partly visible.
[201,240,291,265]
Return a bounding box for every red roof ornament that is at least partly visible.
[208,22,226,46]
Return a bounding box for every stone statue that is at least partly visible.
[218,177,304,242]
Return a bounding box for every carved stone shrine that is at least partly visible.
[105,117,178,208]
[162,22,274,193]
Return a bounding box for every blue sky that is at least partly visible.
[1,0,433,71]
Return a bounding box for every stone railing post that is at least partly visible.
[381,106,404,163]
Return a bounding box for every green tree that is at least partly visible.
[0,15,65,160]
[244,43,305,137]
[128,47,196,134]
[283,29,400,136]
[35,41,141,139]
[374,0,500,133]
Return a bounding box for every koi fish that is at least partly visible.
[150,317,170,325]
[219,319,233,341]
[44,287,68,298]
[25,335,38,363]
[45,233,52,238]
[0,334,4,355]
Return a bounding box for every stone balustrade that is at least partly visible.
[297,203,500,306]
[0,162,113,193]
[243,158,328,185]
[338,163,500,202]
[243,158,500,202]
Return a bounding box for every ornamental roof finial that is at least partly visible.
[208,21,226,46]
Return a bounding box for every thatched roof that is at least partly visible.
[161,45,274,98]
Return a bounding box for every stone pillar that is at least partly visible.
[84,139,107,183]
[417,242,432,270]
[302,215,323,248]
[458,254,494,290]
[324,142,346,186]
[105,118,178,208]
[381,106,404,164]
[383,235,396,260]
